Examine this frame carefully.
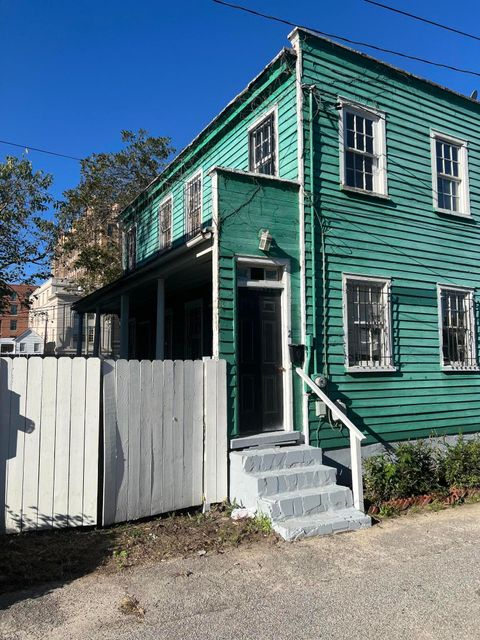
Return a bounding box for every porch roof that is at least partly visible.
[73,230,213,314]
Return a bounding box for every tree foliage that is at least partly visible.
[55,130,174,293]
[0,156,54,310]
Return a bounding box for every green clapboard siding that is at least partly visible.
[125,50,299,266]
[216,170,302,436]
[299,33,480,449]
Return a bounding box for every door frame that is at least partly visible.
[236,256,293,433]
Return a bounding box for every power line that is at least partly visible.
[0,139,82,162]
[212,0,480,78]
[364,0,480,44]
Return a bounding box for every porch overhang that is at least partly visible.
[73,230,213,314]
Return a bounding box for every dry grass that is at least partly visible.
[0,505,277,595]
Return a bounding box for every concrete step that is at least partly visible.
[232,444,324,474]
[273,508,372,541]
[258,484,353,520]
[251,464,337,497]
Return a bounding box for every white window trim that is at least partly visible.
[430,130,470,217]
[338,98,388,198]
[235,255,293,432]
[158,193,173,250]
[342,273,395,373]
[437,283,478,371]
[248,105,279,177]
[184,169,203,236]
[123,222,137,271]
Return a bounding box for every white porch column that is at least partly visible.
[155,278,165,360]
[93,307,101,357]
[120,294,130,359]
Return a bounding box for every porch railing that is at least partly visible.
[295,368,366,512]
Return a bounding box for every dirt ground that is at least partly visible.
[0,505,275,594]
[2,503,480,639]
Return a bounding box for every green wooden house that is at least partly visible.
[75,28,480,537]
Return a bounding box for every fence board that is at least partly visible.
[151,361,164,515]
[37,358,57,529]
[83,358,100,525]
[68,358,86,527]
[1,357,100,534]
[102,359,227,525]
[5,358,28,532]
[22,357,43,530]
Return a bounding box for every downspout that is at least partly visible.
[307,85,318,378]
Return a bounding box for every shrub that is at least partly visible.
[364,441,437,504]
[436,436,480,488]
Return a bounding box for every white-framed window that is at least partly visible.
[33,342,40,353]
[438,285,477,370]
[124,225,136,272]
[184,172,202,237]
[339,101,387,196]
[158,195,173,250]
[19,343,26,353]
[343,274,394,371]
[248,107,278,176]
[431,132,470,216]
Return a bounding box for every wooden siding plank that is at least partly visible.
[0,358,12,533]
[115,359,129,523]
[139,360,153,517]
[191,361,204,507]
[37,358,57,530]
[172,361,184,509]
[162,360,174,512]
[127,360,141,521]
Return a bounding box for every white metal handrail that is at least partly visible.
[295,367,365,512]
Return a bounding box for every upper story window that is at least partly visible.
[185,172,202,237]
[124,225,136,272]
[249,109,277,176]
[438,286,477,370]
[10,320,17,332]
[11,292,17,301]
[431,133,470,216]
[159,196,173,250]
[10,305,17,315]
[340,102,387,196]
[344,275,393,371]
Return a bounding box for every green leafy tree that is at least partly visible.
[56,130,174,293]
[0,156,54,310]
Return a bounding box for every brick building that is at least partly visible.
[0,284,34,339]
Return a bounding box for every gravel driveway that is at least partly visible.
[2,503,480,640]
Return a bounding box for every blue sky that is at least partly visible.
[1,0,479,206]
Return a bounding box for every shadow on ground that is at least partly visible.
[0,526,114,609]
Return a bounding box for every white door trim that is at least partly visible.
[235,255,293,433]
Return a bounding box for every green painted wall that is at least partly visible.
[299,32,480,449]
[216,170,302,436]
[126,50,299,266]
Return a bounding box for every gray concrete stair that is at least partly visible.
[230,444,371,541]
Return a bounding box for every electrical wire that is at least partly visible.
[364,0,480,44]
[0,139,82,162]
[212,0,480,78]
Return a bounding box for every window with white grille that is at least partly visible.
[159,196,172,250]
[344,276,393,370]
[341,103,387,196]
[185,173,202,237]
[432,133,469,215]
[249,111,276,176]
[439,286,477,369]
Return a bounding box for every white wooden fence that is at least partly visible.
[102,359,227,525]
[0,357,100,533]
[1,357,228,534]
